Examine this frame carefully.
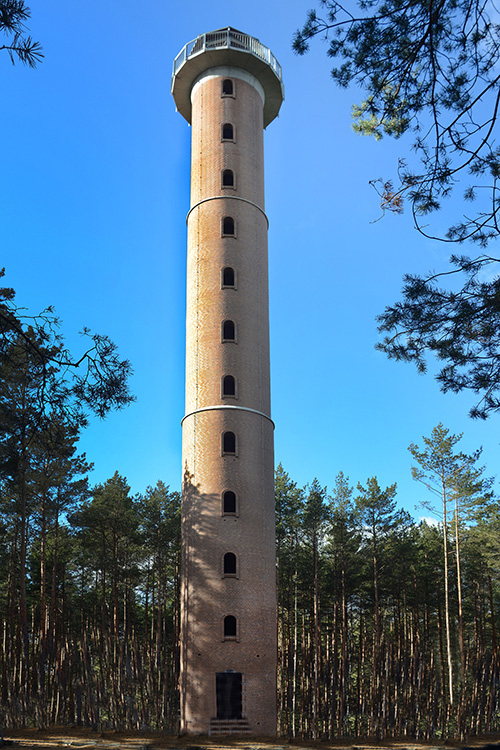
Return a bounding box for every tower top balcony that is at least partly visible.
[171,27,284,127]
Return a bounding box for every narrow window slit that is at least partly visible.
[222,320,235,341]
[222,169,234,187]
[223,491,237,514]
[222,431,236,455]
[224,615,237,638]
[222,267,235,287]
[222,123,234,140]
[222,375,236,397]
[222,216,235,236]
[223,552,237,576]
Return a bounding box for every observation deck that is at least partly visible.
[171,27,284,127]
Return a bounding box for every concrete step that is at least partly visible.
[209,718,252,736]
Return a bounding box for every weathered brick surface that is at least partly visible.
[179,66,277,736]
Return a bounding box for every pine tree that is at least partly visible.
[303,479,329,738]
[275,464,305,737]
[355,476,405,736]
[325,472,360,735]
[409,423,491,710]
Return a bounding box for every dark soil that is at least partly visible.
[2,729,500,750]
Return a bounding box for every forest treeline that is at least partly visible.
[1,276,499,739]
[275,447,500,741]
[1,420,499,739]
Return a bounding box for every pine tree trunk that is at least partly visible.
[371,525,381,737]
[312,534,319,739]
[454,498,465,686]
[441,482,454,706]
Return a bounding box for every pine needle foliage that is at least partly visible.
[293,0,500,246]
[294,0,500,417]
[0,0,42,67]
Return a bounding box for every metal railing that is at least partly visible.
[173,28,282,82]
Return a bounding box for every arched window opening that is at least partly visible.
[222,123,234,140]
[222,375,236,397]
[222,216,235,236]
[222,431,236,455]
[222,169,234,187]
[222,320,235,341]
[222,79,234,96]
[224,615,237,638]
[223,552,237,576]
[222,267,235,288]
[223,490,237,514]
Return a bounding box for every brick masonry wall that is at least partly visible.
[180,70,277,736]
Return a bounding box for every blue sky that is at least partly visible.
[2,0,498,517]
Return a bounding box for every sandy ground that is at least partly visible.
[2,728,500,750]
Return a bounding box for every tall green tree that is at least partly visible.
[0,271,133,723]
[275,464,304,737]
[27,428,90,730]
[302,478,329,739]
[325,471,360,734]
[355,476,403,736]
[276,464,304,604]
[0,331,64,681]
[69,472,140,639]
[409,423,491,707]
[28,418,91,663]
[139,480,181,724]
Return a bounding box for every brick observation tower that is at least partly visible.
[171,28,284,736]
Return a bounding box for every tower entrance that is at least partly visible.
[216,672,242,720]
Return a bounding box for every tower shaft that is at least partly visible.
[172,29,283,736]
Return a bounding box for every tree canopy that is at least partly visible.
[294,0,500,246]
[294,0,500,417]
[0,268,134,425]
[376,253,500,418]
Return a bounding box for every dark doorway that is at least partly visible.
[216,671,242,720]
